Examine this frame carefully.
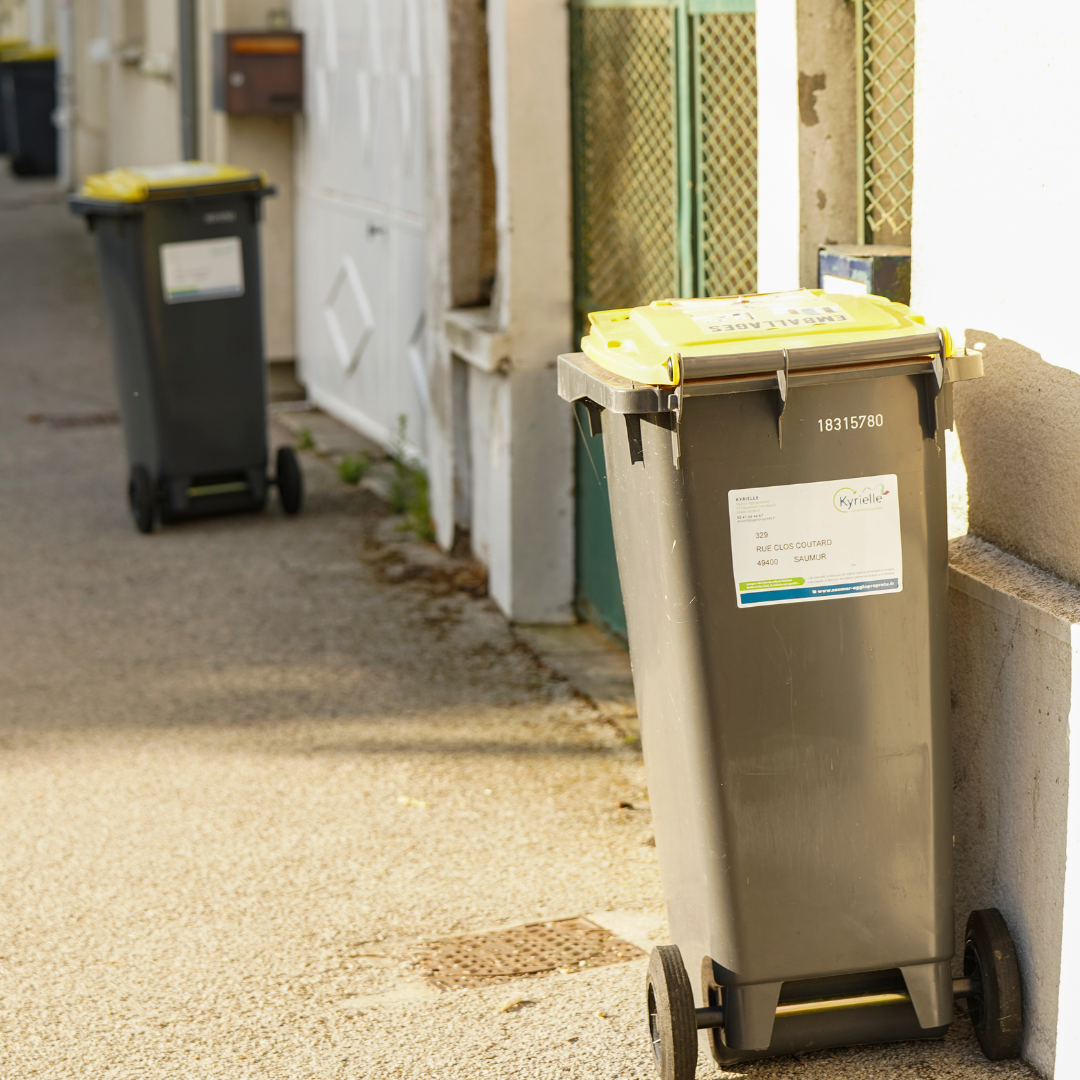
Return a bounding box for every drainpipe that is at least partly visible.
[178,0,199,160]
[55,0,74,189]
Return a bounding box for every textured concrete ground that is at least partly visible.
[0,193,1038,1079]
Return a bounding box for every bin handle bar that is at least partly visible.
[675,331,945,382]
[555,351,982,417]
[695,978,974,1030]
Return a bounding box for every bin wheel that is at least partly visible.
[965,908,1023,1060]
[276,446,303,515]
[646,945,697,1080]
[128,466,155,534]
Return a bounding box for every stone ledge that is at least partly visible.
[950,535,1080,640]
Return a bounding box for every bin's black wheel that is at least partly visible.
[128,465,155,534]
[276,445,304,515]
[965,908,1023,1060]
[647,945,697,1080]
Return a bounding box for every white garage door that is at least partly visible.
[294,0,428,461]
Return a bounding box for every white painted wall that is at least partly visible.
[914,5,1080,1075]
[198,0,297,362]
[486,0,574,369]
[913,3,1080,370]
[755,0,800,293]
[475,0,573,621]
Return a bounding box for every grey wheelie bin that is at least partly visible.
[558,290,1024,1074]
[0,39,28,156]
[0,44,57,176]
[70,163,302,533]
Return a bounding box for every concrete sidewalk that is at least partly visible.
[0,195,1035,1079]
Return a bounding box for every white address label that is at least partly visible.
[160,236,244,304]
[728,475,902,608]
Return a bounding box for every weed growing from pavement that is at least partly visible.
[296,426,314,451]
[390,416,435,543]
[338,451,372,485]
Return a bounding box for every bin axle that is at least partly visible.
[695,979,975,1029]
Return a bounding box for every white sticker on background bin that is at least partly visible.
[159,236,244,303]
[672,295,853,336]
[728,475,902,608]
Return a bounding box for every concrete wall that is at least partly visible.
[66,0,180,178]
[426,0,574,624]
[109,1,181,167]
[0,0,29,42]
[199,0,295,361]
[795,0,857,288]
[949,537,1080,1076]
[447,0,495,311]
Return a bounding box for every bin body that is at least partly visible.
[0,56,56,176]
[73,168,271,520]
[559,290,981,1063]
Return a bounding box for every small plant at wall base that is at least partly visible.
[390,415,435,543]
[338,451,372,485]
[295,426,314,451]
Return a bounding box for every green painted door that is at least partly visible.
[569,0,758,640]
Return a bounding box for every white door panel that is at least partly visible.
[295,0,428,463]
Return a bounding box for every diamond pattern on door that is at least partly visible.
[324,255,375,374]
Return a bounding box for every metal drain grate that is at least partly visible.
[410,918,645,989]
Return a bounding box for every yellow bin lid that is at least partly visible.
[0,43,55,61]
[582,289,953,387]
[80,161,266,203]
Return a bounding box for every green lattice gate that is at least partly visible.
[569,0,758,639]
[857,0,914,244]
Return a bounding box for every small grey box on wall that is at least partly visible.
[818,245,911,305]
[213,31,303,116]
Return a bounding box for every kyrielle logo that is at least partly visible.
[833,482,890,513]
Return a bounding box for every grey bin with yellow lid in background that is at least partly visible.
[70,162,302,532]
[558,291,1024,1075]
[0,38,27,157]
[0,43,57,176]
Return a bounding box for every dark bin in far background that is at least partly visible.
[70,162,303,533]
[0,46,57,176]
[559,290,1026,1076]
[0,37,27,155]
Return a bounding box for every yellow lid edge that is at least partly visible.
[80,161,265,203]
[0,43,56,61]
[582,290,955,386]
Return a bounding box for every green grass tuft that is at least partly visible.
[338,451,372,485]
